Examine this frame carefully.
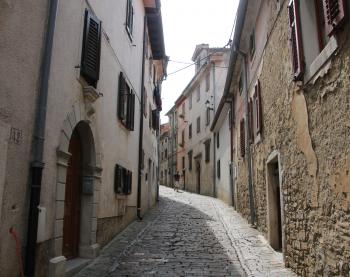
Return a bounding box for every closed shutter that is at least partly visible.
[248,99,254,142]
[255,80,262,134]
[81,9,101,88]
[323,0,347,36]
[152,110,159,130]
[127,92,135,130]
[240,118,245,158]
[114,164,123,194]
[288,0,304,81]
[118,72,126,120]
[127,171,132,194]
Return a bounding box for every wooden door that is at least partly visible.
[63,130,82,259]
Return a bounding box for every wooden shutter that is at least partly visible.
[114,164,123,194]
[240,118,245,158]
[118,72,126,120]
[323,0,347,36]
[81,9,101,88]
[123,170,132,194]
[127,92,135,130]
[255,80,263,134]
[288,0,304,81]
[248,99,254,142]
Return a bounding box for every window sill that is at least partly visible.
[304,36,338,84]
[116,194,128,200]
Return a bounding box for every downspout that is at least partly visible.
[137,15,147,220]
[242,53,256,226]
[25,0,59,276]
[229,100,235,208]
[212,62,216,197]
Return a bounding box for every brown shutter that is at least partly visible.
[323,0,347,36]
[288,0,304,81]
[81,9,101,88]
[114,164,123,194]
[255,80,263,134]
[240,118,245,158]
[127,92,135,130]
[248,99,254,142]
[118,72,126,120]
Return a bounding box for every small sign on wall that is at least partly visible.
[9,127,22,145]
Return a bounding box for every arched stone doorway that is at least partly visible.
[50,104,102,276]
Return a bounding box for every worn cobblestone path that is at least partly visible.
[75,186,296,277]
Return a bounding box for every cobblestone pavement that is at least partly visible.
[75,186,296,277]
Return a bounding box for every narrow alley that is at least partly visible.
[75,186,295,277]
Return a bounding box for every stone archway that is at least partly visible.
[49,103,102,276]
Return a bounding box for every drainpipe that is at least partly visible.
[212,62,216,197]
[25,0,59,276]
[137,15,147,220]
[242,53,256,226]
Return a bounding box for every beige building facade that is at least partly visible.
[0,0,166,276]
[213,0,350,275]
[176,45,230,196]
[159,123,170,187]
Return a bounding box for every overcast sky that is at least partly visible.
[160,0,239,123]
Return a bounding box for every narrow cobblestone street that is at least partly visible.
[75,186,296,277]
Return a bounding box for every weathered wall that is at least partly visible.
[235,1,350,275]
[0,1,48,275]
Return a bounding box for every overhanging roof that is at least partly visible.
[145,0,166,60]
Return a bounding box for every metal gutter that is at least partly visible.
[25,0,59,276]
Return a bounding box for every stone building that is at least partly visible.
[159,123,170,187]
[175,44,230,196]
[213,0,350,275]
[0,0,166,276]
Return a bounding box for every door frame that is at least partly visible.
[266,150,285,255]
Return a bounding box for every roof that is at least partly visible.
[144,0,166,60]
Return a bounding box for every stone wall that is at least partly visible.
[235,1,350,275]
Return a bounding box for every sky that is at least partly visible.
[160,0,239,123]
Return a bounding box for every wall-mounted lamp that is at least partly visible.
[205,100,214,111]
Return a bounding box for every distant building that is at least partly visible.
[166,106,178,188]
[159,123,170,187]
[175,44,230,196]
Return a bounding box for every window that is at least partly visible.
[149,104,152,129]
[114,164,132,195]
[253,80,262,135]
[206,108,210,126]
[81,9,101,88]
[165,149,168,158]
[288,0,347,81]
[205,73,210,92]
[217,160,221,179]
[189,94,192,109]
[217,132,220,149]
[196,58,200,71]
[188,150,193,171]
[180,130,185,147]
[152,109,159,130]
[125,0,134,39]
[189,124,192,139]
[240,118,245,157]
[249,29,255,59]
[196,117,201,133]
[182,156,185,169]
[204,139,211,163]
[196,85,200,102]
[118,72,135,130]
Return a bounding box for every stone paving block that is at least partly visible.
[75,186,296,277]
